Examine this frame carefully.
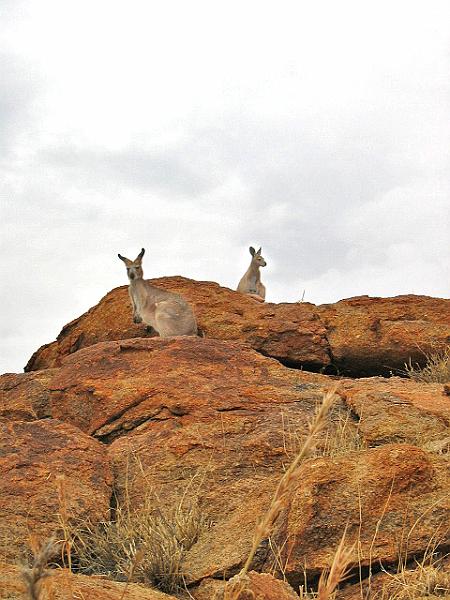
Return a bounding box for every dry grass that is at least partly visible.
[375,554,450,599]
[67,491,205,594]
[282,402,364,460]
[403,346,450,384]
[57,460,208,595]
[224,387,339,600]
[297,531,354,600]
[316,532,354,600]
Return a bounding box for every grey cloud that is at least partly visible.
[0,53,38,157]
[41,141,222,198]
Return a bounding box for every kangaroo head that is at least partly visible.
[249,246,266,267]
[118,248,145,281]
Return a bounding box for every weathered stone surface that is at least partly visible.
[190,578,227,600]
[33,336,325,439]
[3,334,450,589]
[318,294,450,376]
[0,420,112,562]
[340,376,450,449]
[0,564,179,600]
[3,294,450,598]
[24,280,450,377]
[336,557,450,599]
[0,370,54,422]
[222,571,300,599]
[7,337,449,451]
[24,277,330,372]
[268,445,450,587]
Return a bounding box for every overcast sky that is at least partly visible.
[1,0,449,373]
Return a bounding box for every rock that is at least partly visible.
[268,444,450,588]
[0,370,55,422]
[97,339,333,583]
[27,336,326,439]
[24,280,450,377]
[340,376,450,449]
[0,563,179,599]
[3,298,450,598]
[3,334,450,588]
[318,294,450,376]
[190,578,227,599]
[222,571,300,599]
[335,556,450,599]
[24,277,330,372]
[0,420,112,562]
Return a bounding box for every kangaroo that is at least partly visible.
[118,248,198,337]
[237,246,266,302]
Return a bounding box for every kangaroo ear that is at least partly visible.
[118,253,132,266]
[136,248,145,262]
[249,246,256,256]
[257,247,262,255]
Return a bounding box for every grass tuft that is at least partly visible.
[67,487,206,594]
[377,556,450,599]
[403,346,450,384]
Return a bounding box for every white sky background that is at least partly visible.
[1,0,449,373]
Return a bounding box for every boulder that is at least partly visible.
[0,420,112,562]
[23,336,326,439]
[24,277,330,372]
[340,376,450,449]
[0,563,179,600]
[0,369,55,422]
[318,294,450,376]
[2,298,450,597]
[222,571,300,599]
[268,445,450,588]
[3,334,450,588]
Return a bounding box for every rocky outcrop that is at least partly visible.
[1,279,450,598]
[24,278,330,373]
[4,337,326,440]
[24,277,450,376]
[0,419,112,562]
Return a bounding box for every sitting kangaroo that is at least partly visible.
[118,248,198,337]
[237,246,266,302]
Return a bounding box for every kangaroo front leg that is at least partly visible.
[128,290,142,323]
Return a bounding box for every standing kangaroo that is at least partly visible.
[237,246,266,302]
[118,248,198,337]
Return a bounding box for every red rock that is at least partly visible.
[0,563,179,599]
[24,277,331,372]
[43,336,325,438]
[3,317,450,596]
[318,294,450,376]
[0,420,112,562]
[268,445,450,587]
[222,571,299,599]
[0,370,54,422]
[25,281,450,378]
[340,376,450,449]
